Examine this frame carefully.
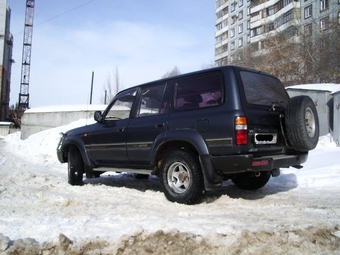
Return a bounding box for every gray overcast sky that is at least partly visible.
[7,0,215,107]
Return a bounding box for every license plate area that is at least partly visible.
[254,133,277,144]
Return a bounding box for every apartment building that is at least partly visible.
[215,0,251,66]
[215,0,340,66]
[0,0,13,121]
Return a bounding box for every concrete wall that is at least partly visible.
[332,91,340,147]
[0,121,14,136]
[21,105,107,139]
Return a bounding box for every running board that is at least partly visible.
[92,167,153,175]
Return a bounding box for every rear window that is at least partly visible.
[240,71,289,107]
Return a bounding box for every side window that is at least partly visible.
[137,83,169,117]
[175,73,223,111]
[105,88,137,120]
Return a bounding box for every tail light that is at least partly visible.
[235,116,248,145]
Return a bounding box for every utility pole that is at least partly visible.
[90,71,94,104]
[19,0,35,110]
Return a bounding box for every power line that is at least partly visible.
[14,0,101,35]
[35,0,101,27]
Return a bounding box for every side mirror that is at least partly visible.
[94,111,103,122]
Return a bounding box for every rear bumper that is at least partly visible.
[211,153,308,174]
[199,152,308,189]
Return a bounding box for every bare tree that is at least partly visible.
[9,103,24,128]
[231,19,340,86]
[162,66,181,78]
[101,66,121,104]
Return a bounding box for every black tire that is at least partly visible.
[285,96,319,151]
[232,171,270,190]
[68,146,84,186]
[161,150,204,204]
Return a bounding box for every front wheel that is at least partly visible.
[232,171,270,190]
[68,146,84,186]
[161,150,204,204]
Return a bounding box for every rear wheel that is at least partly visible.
[285,96,319,151]
[232,171,270,190]
[68,146,84,186]
[161,150,204,204]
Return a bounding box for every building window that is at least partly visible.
[222,43,228,52]
[304,5,312,19]
[223,6,229,15]
[216,22,223,31]
[223,19,228,27]
[238,38,243,47]
[216,35,222,44]
[231,2,236,12]
[320,16,329,30]
[231,28,235,37]
[238,24,243,33]
[215,46,222,56]
[320,0,329,11]
[222,31,228,40]
[216,0,227,8]
[304,23,312,36]
[231,15,237,25]
[265,22,274,32]
[216,10,223,19]
[250,26,262,37]
[231,41,235,50]
[247,20,250,29]
[239,10,243,20]
[267,6,275,16]
[239,0,243,7]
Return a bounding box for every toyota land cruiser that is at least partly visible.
[57,66,319,204]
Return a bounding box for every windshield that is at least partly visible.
[240,71,289,107]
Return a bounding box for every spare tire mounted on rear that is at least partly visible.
[285,95,319,152]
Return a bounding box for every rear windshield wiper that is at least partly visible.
[270,101,285,111]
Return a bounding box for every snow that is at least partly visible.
[287,83,340,94]
[0,119,340,254]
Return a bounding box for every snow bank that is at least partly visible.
[0,120,340,254]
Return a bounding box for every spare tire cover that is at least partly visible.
[285,95,319,152]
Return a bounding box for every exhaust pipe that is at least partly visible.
[254,172,261,177]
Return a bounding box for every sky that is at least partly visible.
[6,0,216,107]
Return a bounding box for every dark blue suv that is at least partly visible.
[57,66,319,204]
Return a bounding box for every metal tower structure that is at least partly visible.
[19,0,35,110]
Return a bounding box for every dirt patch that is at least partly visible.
[1,225,339,255]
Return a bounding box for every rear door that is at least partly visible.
[167,71,233,155]
[238,70,290,152]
